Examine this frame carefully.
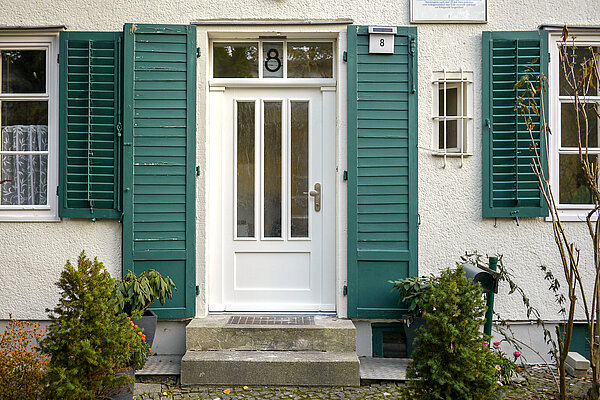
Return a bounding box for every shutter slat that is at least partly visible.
[482,31,549,218]
[123,23,196,319]
[59,31,122,219]
[347,26,418,319]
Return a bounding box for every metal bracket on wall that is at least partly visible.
[196,47,201,58]
[343,285,348,296]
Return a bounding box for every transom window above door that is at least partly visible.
[212,40,334,79]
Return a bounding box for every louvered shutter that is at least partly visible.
[347,26,418,319]
[59,32,122,219]
[482,31,549,218]
[122,24,196,319]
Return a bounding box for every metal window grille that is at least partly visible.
[432,69,473,167]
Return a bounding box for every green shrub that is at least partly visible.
[390,275,434,317]
[405,266,499,400]
[0,317,49,400]
[114,269,176,317]
[39,251,149,400]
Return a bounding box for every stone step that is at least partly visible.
[185,315,356,352]
[180,350,360,386]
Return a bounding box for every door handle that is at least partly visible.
[309,183,321,212]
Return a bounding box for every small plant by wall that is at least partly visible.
[404,266,499,400]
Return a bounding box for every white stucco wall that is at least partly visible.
[0,221,121,319]
[0,0,598,326]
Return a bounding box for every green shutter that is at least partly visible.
[59,31,122,219]
[347,26,418,319]
[482,30,549,219]
[123,24,196,319]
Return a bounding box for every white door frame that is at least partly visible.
[198,23,349,317]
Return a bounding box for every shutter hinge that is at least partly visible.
[196,166,201,176]
[343,51,347,62]
[343,285,348,296]
[343,170,348,181]
[196,47,201,58]
[548,52,551,63]
[195,285,200,295]
[56,185,59,197]
[485,118,491,129]
[57,53,59,64]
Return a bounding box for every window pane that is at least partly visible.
[264,102,282,237]
[291,101,309,237]
[561,103,599,148]
[439,86,458,150]
[559,154,596,205]
[559,46,599,96]
[1,154,47,205]
[287,42,333,78]
[237,102,255,237]
[1,101,48,151]
[1,50,46,93]
[214,43,258,78]
[263,42,283,78]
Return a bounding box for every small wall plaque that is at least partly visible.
[411,0,487,23]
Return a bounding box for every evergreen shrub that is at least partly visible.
[405,266,498,400]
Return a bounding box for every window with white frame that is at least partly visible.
[432,70,473,164]
[0,35,58,220]
[212,40,335,80]
[549,34,600,220]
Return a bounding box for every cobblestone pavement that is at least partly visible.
[134,382,404,400]
[134,365,594,400]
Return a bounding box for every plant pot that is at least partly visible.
[133,309,157,348]
[108,367,134,400]
[403,314,427,357]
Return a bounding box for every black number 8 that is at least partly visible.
[380,38,385,47]
[265,48,282,73]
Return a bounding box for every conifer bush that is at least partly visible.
[405,266,498,400]
[39,251,149,400]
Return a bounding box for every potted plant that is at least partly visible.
[39,252,149,400]
[390,275,435,356]
[114,269,176,348]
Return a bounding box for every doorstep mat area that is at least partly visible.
[359,357,410,381]
[227,315,315,325]
[136,355,182,375]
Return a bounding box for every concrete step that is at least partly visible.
[185,315,356,352]
[180,350,360,386]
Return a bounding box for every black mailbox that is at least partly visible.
[462,262,500,294]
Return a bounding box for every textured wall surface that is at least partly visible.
[0,0,598,324]
[0,221,121,319]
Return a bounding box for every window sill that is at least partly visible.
[431,151,472,157]
[547,208,599,222]
[0,210,59,222]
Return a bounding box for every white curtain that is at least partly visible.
[1,125,48,205]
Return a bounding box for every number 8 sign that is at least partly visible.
[368,26,396,54]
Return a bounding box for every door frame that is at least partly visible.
[198,23,349,316]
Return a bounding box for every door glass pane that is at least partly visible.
[561,103,600,148]
[262,42,284,78]
[559,154,596,204]
[290,101,309,237]
[1,50,46,93]
[237,101,255,237]
[287,42,333,78]
[263,101,282,237]
[214,43,258,78]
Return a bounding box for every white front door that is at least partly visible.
[209,86,335,312]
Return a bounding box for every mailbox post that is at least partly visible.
[462,257,500,339]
